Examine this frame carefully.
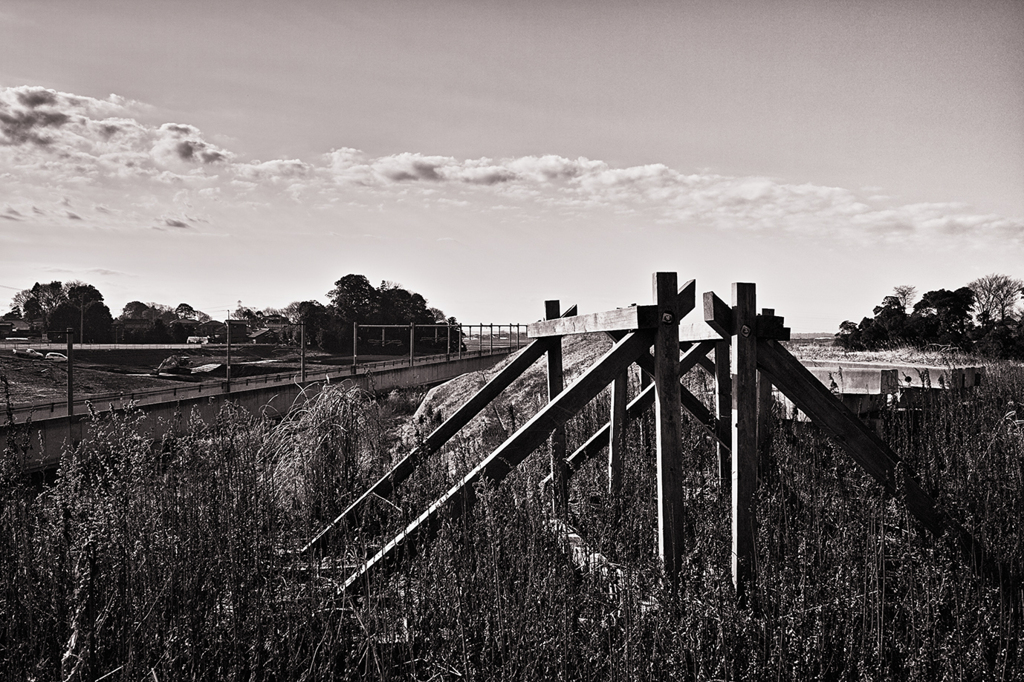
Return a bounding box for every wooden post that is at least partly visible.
[546,300,568,519]
[410,323,415,367]
[300,322,306,383]
[756,309,774,481]
[352,322,358,373]
[731,282,758,603]
[490,324,494,354]
[653,272,687,582]
[459,325,463,359]
[446,324,451,362]
[715,340,732,492]
[609,370,628,506]
[66,328,74,442]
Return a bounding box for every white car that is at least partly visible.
[13,348,44,358]
[45,352,68,362]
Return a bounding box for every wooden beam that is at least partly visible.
[704,291,734,337]
[302,337,554,553]
[528,305,660,337]
[732,282,758,603]
[546,300,568,519]
[755,338,1006,587]
[608,370,628,506]
[654,272,688,581]
[342,329,655,595]
[714,340,731,493]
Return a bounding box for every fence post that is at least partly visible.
[653,272,686,583]
[226,321,232,391]
[731,282,758,604]
[352,323,358,374]
[546,301,568,519]
[715,340,732,493]
[410,323,415,367]
[757,308,774,478]
[300,322,306,383]
[446,324,451,362]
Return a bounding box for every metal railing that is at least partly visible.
[3,345,518,425]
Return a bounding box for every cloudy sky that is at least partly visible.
[2,0,1022,331]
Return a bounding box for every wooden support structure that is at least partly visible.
[342,329,654,594]
[302,337,555,552]
[731,283,758,602]
[755,338,1005,586]
[653,272,688,581]
[546,300,568,519]
[310,271,1007,607]
[608,370,627,503]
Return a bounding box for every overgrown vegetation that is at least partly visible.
[837,274,1024,358]
[2,357,1022,680]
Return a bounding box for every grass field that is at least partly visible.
[1,342,1022,680]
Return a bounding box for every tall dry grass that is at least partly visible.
[1,359,1022,680]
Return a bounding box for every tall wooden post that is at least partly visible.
[653,272,686,582]
[458,325,463,360]
[715,340,732,492]
[731,282,758,603]
[756,309,774,480]
[608,370,628,505]
[446,324,451,362]
[66,328,74,442]
[490,324,494,354]
[546,300,568,518]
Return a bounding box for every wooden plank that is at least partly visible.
[715,340,731,492]
[302,337,554,553]
[342,328,655,595]
[546,300,568,519]
[755,338,1005,587]
[703,291,734,337]
[732,283,758,602]
[608,370,628,505]
[654,272,688,581]
[528,305,659,337]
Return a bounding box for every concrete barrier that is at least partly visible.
[2,352,509,474]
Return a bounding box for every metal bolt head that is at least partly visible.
[741,325,752,337]
[662,312,675,324]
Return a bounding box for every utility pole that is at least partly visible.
[225,320,232,390]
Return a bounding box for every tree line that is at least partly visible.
[4,275,457,351]
[836,273,1024,358]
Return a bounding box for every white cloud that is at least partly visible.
[2,84,1022,251]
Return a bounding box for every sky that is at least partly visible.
[1,0,1022,332]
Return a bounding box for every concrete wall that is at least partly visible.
[2,353,507,474]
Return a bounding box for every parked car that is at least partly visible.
[13,348,44,358]
[45,352,68,362]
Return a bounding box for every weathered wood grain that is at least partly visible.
[732,283,758,601]
[546,300,568,518]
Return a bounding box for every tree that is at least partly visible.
[2,306,21,321]
[892,285,917,314]
[175,303,197,320]
[328,274,378,324]
[968,273,1023,323]
[120,301,152,320]
[12,281,66,328]
[911,287,976,349]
